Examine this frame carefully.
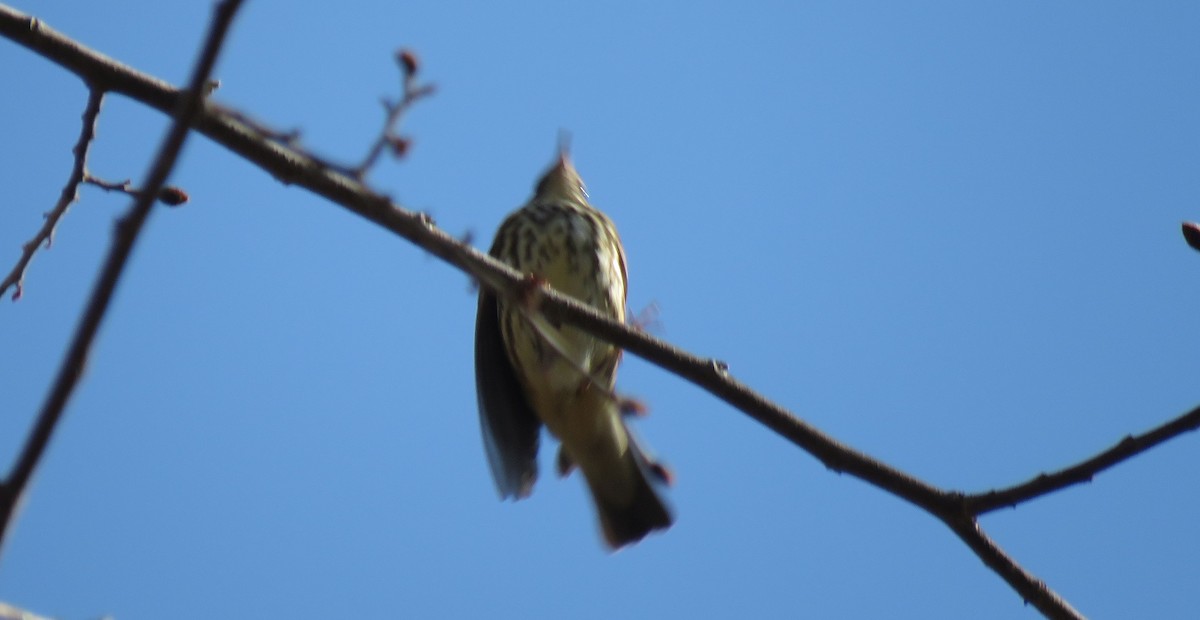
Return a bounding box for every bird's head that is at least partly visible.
[533,142,588,204]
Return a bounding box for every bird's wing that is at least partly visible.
[474,290,541,499]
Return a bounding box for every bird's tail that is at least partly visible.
[587,434,674,549]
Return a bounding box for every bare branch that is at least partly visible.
[0,88,103,301]
[964,404,1200,515]
[2,5,1195,617]
[0,0,246,553]
[84,173,190,206]
[0,10,1094,615]
[345,48,435,179]
[83,174,135,194]
[942,514,1085,620]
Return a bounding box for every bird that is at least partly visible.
[474,146,673,549]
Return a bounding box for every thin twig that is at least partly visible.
[84,173,190,206]
[0,88,103,301]
[0,0,246,553]
[82,174,135,194]
[964,404,1200,515]
[345,48,435,179]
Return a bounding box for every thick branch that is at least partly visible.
[0,0,245,552]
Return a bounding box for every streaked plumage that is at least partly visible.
[474,150,673,548]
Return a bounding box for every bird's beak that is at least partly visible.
[553,150,573,175]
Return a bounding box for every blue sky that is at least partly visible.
[2,1,1199,618]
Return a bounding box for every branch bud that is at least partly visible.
[1183,221,1200,253]
[397,48,419,77]
[158,186,190,206]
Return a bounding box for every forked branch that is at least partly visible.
[3,5,1198,618]
[0,88,103,301]
[0,0,246,553]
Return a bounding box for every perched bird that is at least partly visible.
[474,147,673,549]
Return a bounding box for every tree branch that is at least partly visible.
[28,12,957,508]
[83,174,190,206]
[964,404,1200,515]
[343,48,435,179]
[2,4,1194,617]
[942,514,1084,620]
[0,88,103,301]
[0,3,951,516]
[0,0,245,552]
